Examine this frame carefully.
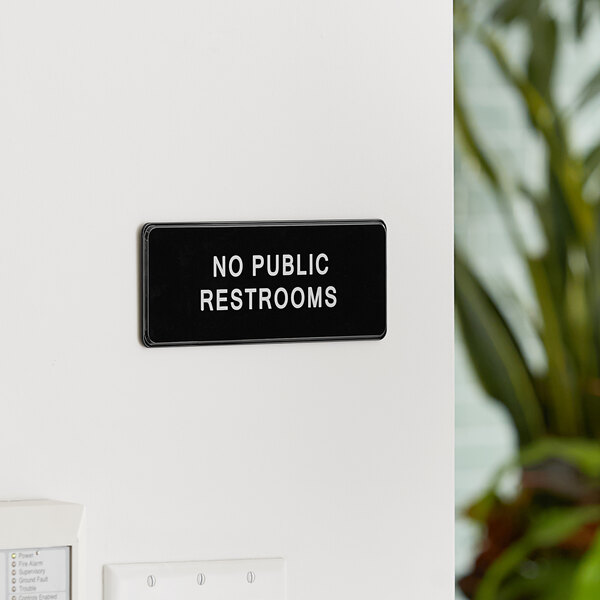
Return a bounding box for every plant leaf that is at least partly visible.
[493,0,541,24]
[571,530,600,599]
[455,68,501,190]
[528,506,600,546]
[527,14,557,101]
[584,142,600,178]
[585,211,600,407]
[519,438,600,478]
[455,252,546,444]
[577,66,600,110]
[576,0,588,38]
[478,29,594,244]
[475,506,600,600]
[528,257,582,435]
[466,490,500,524]
[498,558,577,600]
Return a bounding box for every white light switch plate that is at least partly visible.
[104,558,285,600]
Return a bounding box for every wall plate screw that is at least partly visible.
[147,575,156,588]
[197,573,206,586]
[247,571,256,584]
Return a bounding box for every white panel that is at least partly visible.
[1,547,71,600]
[0,501,84,549]
[104,559,285,600]
[0,501,84,600]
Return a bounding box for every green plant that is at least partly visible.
[455,1,600,598]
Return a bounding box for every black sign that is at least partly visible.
[141,220,386,346]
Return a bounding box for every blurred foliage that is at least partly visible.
[455,0,600,598]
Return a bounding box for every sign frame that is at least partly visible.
[141,219,387,347]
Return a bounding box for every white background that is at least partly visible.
[0,1,453,599]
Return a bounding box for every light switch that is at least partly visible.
[104,558,285,600]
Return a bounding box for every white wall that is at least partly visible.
[0,1,453,599]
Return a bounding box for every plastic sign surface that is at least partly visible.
[141,220,387,346]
